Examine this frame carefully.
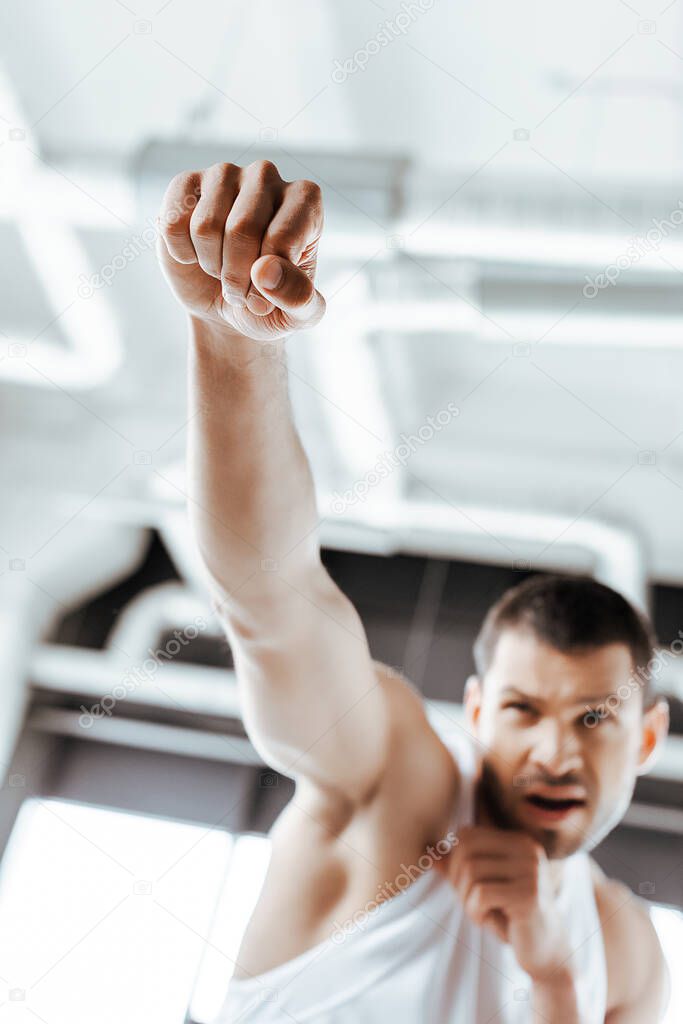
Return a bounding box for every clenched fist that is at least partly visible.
[437,826,575,983]
[157,159,326,341]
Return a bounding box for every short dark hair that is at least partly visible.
[473,574,659,706]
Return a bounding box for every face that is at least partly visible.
[465,627,668,859]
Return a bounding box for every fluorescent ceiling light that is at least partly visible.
[1,218,123,389]
[396,221,683,274]
[480,311,683,348]
[335,302,683,349]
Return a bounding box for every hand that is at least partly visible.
[440,826,575,982]
[156,159,326,342]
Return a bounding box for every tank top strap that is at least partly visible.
[556,852,608,1024]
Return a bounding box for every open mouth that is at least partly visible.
[525,794,585,812]
[522,794,587,822]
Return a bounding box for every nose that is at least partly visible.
[528,717,583,777]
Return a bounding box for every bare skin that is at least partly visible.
[158,159,671,1022]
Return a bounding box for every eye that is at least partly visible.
[504,701,536,714]
[579,707,614,728]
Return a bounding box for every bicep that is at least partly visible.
[220,568,391,803]
[602,892,670,1024]
[605,977,668,1023]
[604,955,669,1023]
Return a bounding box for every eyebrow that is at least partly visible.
[498,686,621,707]
[499,687,541,703]
[579,693,623,705]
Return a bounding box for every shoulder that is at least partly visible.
[590,859,669,1020]
[373,661,462,783]
[293,661,461,840]
[365,661,463,843]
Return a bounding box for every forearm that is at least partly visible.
[187,316,323,619]
[532,970,582,1023]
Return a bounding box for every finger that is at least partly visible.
[453,855,528,891]
[261,179,323,261]
[446,830,509,880]
[455,827,538,858]
[158,171,201,265]
[221,161,281,308]
[189,163,240,280]
[465,882,518,925]
[246,180,323,316]
[250,255,325,327]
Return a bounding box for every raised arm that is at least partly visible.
[156,160,391,804]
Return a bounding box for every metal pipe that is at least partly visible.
[0,519,150,779]
[317,495,648,612]
[104,580,222,661]
[29,643,683,784]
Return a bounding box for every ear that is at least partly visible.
[464,674,483,733]
[636,697,669,776]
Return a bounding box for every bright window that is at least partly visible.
[0,799,234,1023]
[0,798,680,1022]
[651,904,683,1024]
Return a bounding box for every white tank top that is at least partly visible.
[216,725,607,1023]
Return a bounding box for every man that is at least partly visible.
[157,159,671,1022]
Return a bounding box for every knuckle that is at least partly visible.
[160,211,191,238]
[169,169,195,193]
[264,227,300,255]
[210,160,238,179]
[292,178,322,201]
[290,275,314,307]
[225,219,261,244]
[221,269,242,287]
[161,174,199,233]
[191,214,224,239]
[246,158,280,182]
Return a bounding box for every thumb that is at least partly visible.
[250,255,325,327]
